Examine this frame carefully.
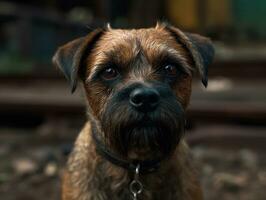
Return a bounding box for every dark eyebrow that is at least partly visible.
[152,50,192,75]
[87,65,104,82]
[88,48,144,80]
[85,49,124,82]
[87,61,118,83]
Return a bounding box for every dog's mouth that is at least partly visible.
[127,116,183,156]
[101,102,185,159]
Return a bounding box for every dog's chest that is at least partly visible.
[67,157,182,200]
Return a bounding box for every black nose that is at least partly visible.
[129,87,160,112]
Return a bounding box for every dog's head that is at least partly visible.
[53,23,214,160]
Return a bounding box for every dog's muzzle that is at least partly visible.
[98,82,185,167]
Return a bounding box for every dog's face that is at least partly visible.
[53,23,214,160]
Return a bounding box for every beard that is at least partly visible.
[100,95,185,159]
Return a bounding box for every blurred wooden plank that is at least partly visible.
[0,79,266,124]
[0,79,84,114]
[190,79,266,123]
[214,44,266,62]
[187,125,266,150]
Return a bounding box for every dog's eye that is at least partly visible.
[101,67,119,80]
[163,64,179,77]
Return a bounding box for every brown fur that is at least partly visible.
[62,123,203,200]
[53,23,214,200]
[84,26,193,113]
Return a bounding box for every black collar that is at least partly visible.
[91,126,163,174]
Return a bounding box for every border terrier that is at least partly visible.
[53,22,214,200]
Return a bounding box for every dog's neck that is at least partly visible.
[67,122,199,199]
[90,120,167,174]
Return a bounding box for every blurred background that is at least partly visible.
[0,0,266,199]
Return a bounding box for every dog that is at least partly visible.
[53,22,214,200]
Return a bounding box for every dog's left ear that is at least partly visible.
[165,26,215,87]
[52,29,104,93]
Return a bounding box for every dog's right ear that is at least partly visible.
[163,24,214,88]
[52,29,104,93]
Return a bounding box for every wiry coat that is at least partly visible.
[53,23,214,200]
[62,122,203,200]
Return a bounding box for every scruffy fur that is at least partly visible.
[63,123,203,200]
[53,23,214,200]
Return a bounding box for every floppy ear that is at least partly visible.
[52,29,104,93]
[165,26,215,87]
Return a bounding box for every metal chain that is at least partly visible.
[129,164,143,200]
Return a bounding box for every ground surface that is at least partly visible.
[0,127,265,200]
